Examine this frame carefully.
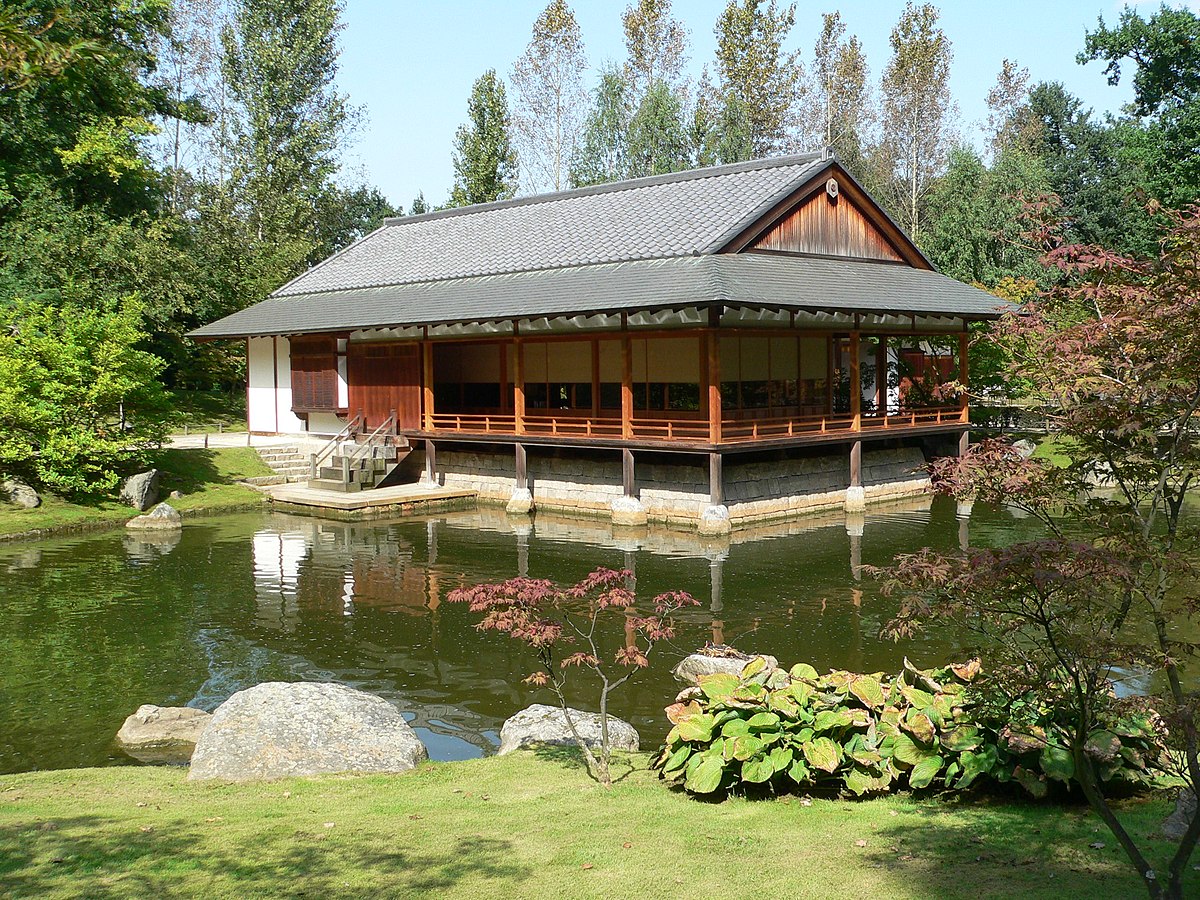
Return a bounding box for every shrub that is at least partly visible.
[654,657,1166,798]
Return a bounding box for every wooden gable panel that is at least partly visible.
[750,188,904,262]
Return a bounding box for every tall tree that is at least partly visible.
[220,0,352,260]
[692,67,754,166]
[874,1,955,242]
[712,0,803,157]
[803,12,869,164]
[568,68,631,187]
[449,70,519,207]
[625,81,691,178]
[510,0,587,193]
[985,58,1036,157]
[621,0,688,106]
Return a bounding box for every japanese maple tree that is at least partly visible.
[448,567,698,786]
[881,204,1200,900]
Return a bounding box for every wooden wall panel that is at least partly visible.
[751,190,904,262]
[348,342,421,430]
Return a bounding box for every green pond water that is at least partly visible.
[0,498,1044,774]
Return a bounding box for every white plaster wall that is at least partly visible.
[247,336,306,434]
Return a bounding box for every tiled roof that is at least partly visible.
[273,154,828,297]
[191,255,1007,339]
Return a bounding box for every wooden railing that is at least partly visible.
[425,406,963,444]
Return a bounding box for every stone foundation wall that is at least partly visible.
[429,444,930,529]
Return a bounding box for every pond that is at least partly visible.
[0,499,1044,775]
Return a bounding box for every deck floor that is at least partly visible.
[262,481,476,512]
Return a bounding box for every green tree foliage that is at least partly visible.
[569,68,631,187]
[874,2,955,242]
[510,0,588,193]
[449,70,519,207]
[219,0,351,259]
[621,0,688,105]
[0,5,105,91]
[922,146,1051,287]
[1080,5,1200,220]
[0,299,170,495]
[803,12,870,167]
[625,81,691,178]
[692,69,754,166]
[712,0,802,156]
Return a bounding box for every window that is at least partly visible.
[290,336,338,411]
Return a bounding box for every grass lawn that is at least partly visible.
[167,390,248,434]
[0,753,1191,899]
[0,447,269,539]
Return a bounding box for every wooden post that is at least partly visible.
[499,342,509,411]
[709,452,723,504]
[514,337,526,434]
[621,332,633,439]
[875,335,887,416]
[850,440,862,487]
[425,439,437,483]
[706,330,721,444]
[421,340,434,431]
[825,335,835,414]
[591,339,600,421]
[515,442,527,490]
[622,448,635,497]
[958,330,970,424]
[849,331,861,430]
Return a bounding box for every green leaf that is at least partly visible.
[730,735,765,761]
[721,717,752,738]
[812,709,854,733]
[802,737,842,773]
[790,663,818,680]
[746,712,781,730]
[787,758,811,784]
[940,726,983,752]
[1085,730,1121,763]
[676,714,715,743]
[768,692,800,718]
[1040,744,1075,783]
[685,755,726,794]
[740,656,768,679]
[741,755,775,783]
[908,754,944,789]
[662,743,692,774]
[890,733,931,768]
[901,711,936,744]
[848,675,886,709]
[1014,766,1048,798]
[698,673,739,701]
[900,685,935,708]
[769,746,794,773]
[844,765,887,796]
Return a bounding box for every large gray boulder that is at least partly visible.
[125,502,182,532]
[116,704,211,764]
[497,703,639,755]
[188,682,427,782]
[120,469,160,511]
[1163,788,1197,841]
[2,478,40,509]
[672,651,779,686]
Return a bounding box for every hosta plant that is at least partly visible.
[654,656,1166,798]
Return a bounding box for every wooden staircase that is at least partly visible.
[307,413,411,493]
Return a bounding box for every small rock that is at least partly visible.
[125,502,182,532]
[2,478,40,509]
[497,703,639,755]
[168,490,182,500]
[116,705,211,765]
[1164,788,1197,841]
[1012,439,1037,460]
[120,470,160,511]
[188,682,428,782]
[672,652,779,686]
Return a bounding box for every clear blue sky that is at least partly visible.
[333,1,1187,208]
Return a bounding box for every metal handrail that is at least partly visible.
[309,414,363,478]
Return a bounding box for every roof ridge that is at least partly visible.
[381,152,826,228]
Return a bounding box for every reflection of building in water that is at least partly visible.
[253,528,311,632]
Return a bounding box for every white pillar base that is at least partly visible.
[956,499,975,519]
[505,487,534,516]
[610,495,648,527]
[697,504,732,535]
[845,513,865,537]
[418,474,439,490]
[844,485,866,513]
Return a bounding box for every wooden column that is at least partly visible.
[706,329,721,444]
[825,335,835,414]
[515,442,527,490]
[709,452,724,504]
[499,342,509,411]
[621,332,633,439]
[622,448,635,497]
[514,336,525,434]
[590,339,600,421]
[421,340,434,431]
[850,440,862,487]
[958,330,970,424]
[875,335,887,416]
[849,331,861,430]
[424,439,437,483]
